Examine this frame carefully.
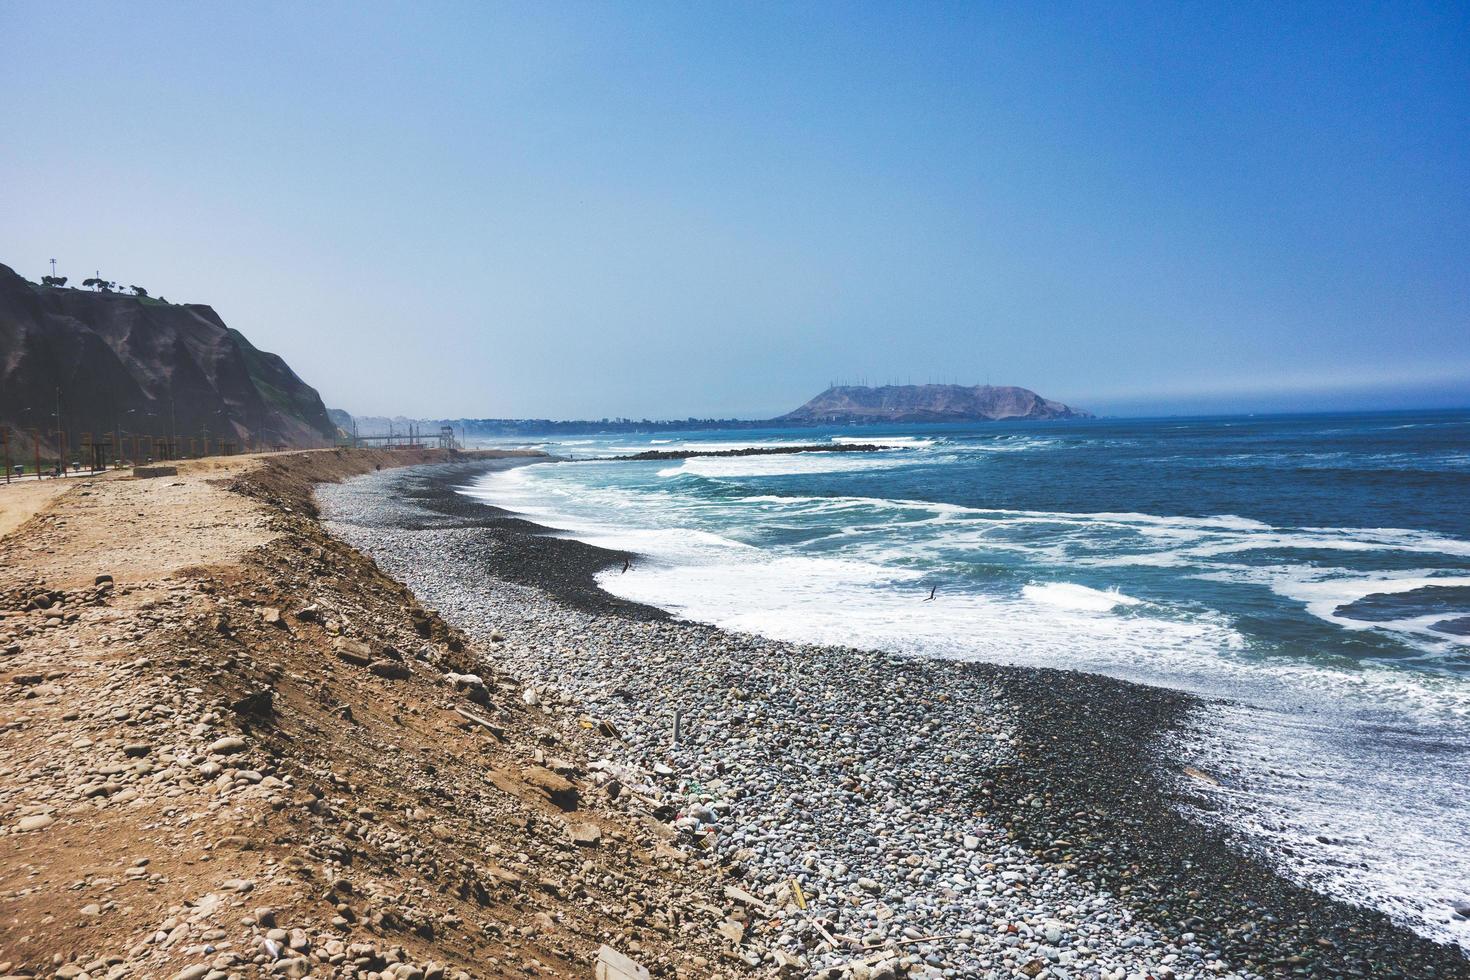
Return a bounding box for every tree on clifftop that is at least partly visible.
[41,275,67,287]
[130,285,148,297]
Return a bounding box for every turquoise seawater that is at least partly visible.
[461,410,1470,947]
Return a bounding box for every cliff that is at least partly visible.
[0,263,336,455]
[778,383,1089,423]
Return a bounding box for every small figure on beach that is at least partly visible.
[924,585,937,601]
[621,558,631,574]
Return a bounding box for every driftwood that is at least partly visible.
[454,706,506,740]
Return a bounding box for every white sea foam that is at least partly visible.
[1272,573,1470,630]
[949,436,1065,453]
[596,547,1235,674]
[551,438,826,458]
[730,492,1277,533]
[1023,582,1142,612]
[1189,566,1470,651]
[830,435,938,449]
[656,452,920,479]
[635,439,816,454]
[1181,694,1470,950]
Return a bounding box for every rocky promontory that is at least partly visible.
[0,263,338,456]
[778,385,1088,424]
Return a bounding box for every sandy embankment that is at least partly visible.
[0,480,84,540]
[0,448,750,980]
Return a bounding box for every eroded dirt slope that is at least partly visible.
[0,449,744,980]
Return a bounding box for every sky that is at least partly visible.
[2,2,1467,419]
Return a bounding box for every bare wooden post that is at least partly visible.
[672,708,684,744]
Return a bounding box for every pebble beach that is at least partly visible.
[319,459,1470,980]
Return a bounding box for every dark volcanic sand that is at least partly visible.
[328,458,1470,978]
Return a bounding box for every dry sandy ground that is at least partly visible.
[3,463,272,588]
[0,480,90,541]
[0,449,752,980]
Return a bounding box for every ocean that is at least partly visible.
[459,410,1470,949]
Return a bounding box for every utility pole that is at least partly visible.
[49,258,57,278]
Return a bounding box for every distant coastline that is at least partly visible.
[336,382,1088,439]
[335,405,1470,441]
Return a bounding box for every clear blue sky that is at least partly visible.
[2,2,1467,418]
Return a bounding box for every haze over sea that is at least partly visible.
[461,409,1470,947]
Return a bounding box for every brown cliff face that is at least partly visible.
[778,383,1089,423]
[0,263,336,456]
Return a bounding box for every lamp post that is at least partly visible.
[136,411,156,464]
[121,409,139,467]
[51,390,65,478]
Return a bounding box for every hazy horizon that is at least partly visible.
[3,2,1466,420]
[332,384,1469,424]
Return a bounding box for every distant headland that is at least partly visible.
[340,383,1089,439]
[778,383,1089,423]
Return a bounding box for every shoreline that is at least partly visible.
[320,458,1470,978]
